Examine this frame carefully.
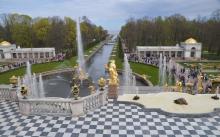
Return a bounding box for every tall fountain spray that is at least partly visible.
[162,56,167,86]
[32,73,38,98]
[76,17,86,72]
[23,61,33,96]
[39,74,45,98]
[123,54,131,94]
[24,61,32,89]
[168,59,173,85]
[159,53,163,86]
[132,75,138,94]
[159,54,168,86]
[123,54,136,94]
[22,61,45,98]
[17,76,21,97]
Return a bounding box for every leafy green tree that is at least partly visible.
[120,10,220,56]
[118,37,124,59]
[0,13,107,55]
[64,17,76,56]
[32,18,51,47]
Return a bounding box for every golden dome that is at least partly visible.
[0,41,11,46]
[185,38,197,44]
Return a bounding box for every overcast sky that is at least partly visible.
[0,0,220,32]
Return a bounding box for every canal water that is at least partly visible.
[43,44,147,98]
[86,44,113,83]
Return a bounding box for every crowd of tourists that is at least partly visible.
[0,53,66,73]
[128,53,171,67]
[174,64,213,94]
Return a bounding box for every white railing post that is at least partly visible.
[99,90,108,106]
[19,100,31,115]
[9,88,18,101]
[70,99,84,116]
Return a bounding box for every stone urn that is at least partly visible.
[98,77,106,91]
[71,85,80,100]
[88,85,96,94]
[10,75,18,88]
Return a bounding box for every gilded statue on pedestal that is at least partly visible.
[176,81,182,92]
[108,60,119,85]
[197,74,203,93]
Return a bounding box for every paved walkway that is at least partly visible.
[0,100,220,137]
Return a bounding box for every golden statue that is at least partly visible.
[98,77,106,90]
[71,84,80,100]
[197,74,203,93]
[20,85,28,99]
[108,60,119,85]
[88,85,96,94]
[186,82,193,93]
[73,64,87,81]
[175,81,182,92]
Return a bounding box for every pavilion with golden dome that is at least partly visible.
[136,38,202,60]
[0,41,55,60]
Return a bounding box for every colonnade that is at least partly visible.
[138,50,184,58]
[12,52,55,59]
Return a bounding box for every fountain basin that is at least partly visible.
[41,69,148,98]
[118,92,220,114]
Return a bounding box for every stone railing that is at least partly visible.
[83,91,107,113]
[0,85,18,101]
[18,90,108,116]
[19,98,72,116]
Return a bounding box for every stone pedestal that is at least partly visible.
[10,88,18,101]
[19,101,31,115]
[70,99,84,117]
[108,84,118,99]
[99,90,108,106]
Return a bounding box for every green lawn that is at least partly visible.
[130,62,159,85]
[0,43,101,84]
[202,51,220,60]
[0,58,77,84]
[179,62,220,69]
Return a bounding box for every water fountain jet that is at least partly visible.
[76,17,86,76]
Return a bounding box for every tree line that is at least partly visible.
[0,14,108,57]
[120,9,220,54]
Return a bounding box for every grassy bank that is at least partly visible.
[0,42,101,84]
[202,51,220,60]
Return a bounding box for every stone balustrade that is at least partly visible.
[19,98,72,116]
[0,85,18,101]
[83,91,107,113]
[18,90,108,116]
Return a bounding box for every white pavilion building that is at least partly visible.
[0,41,55,61]
[136,38,202,60]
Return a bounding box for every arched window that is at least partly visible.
[191,47,196,58]
[0,50,4,59]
